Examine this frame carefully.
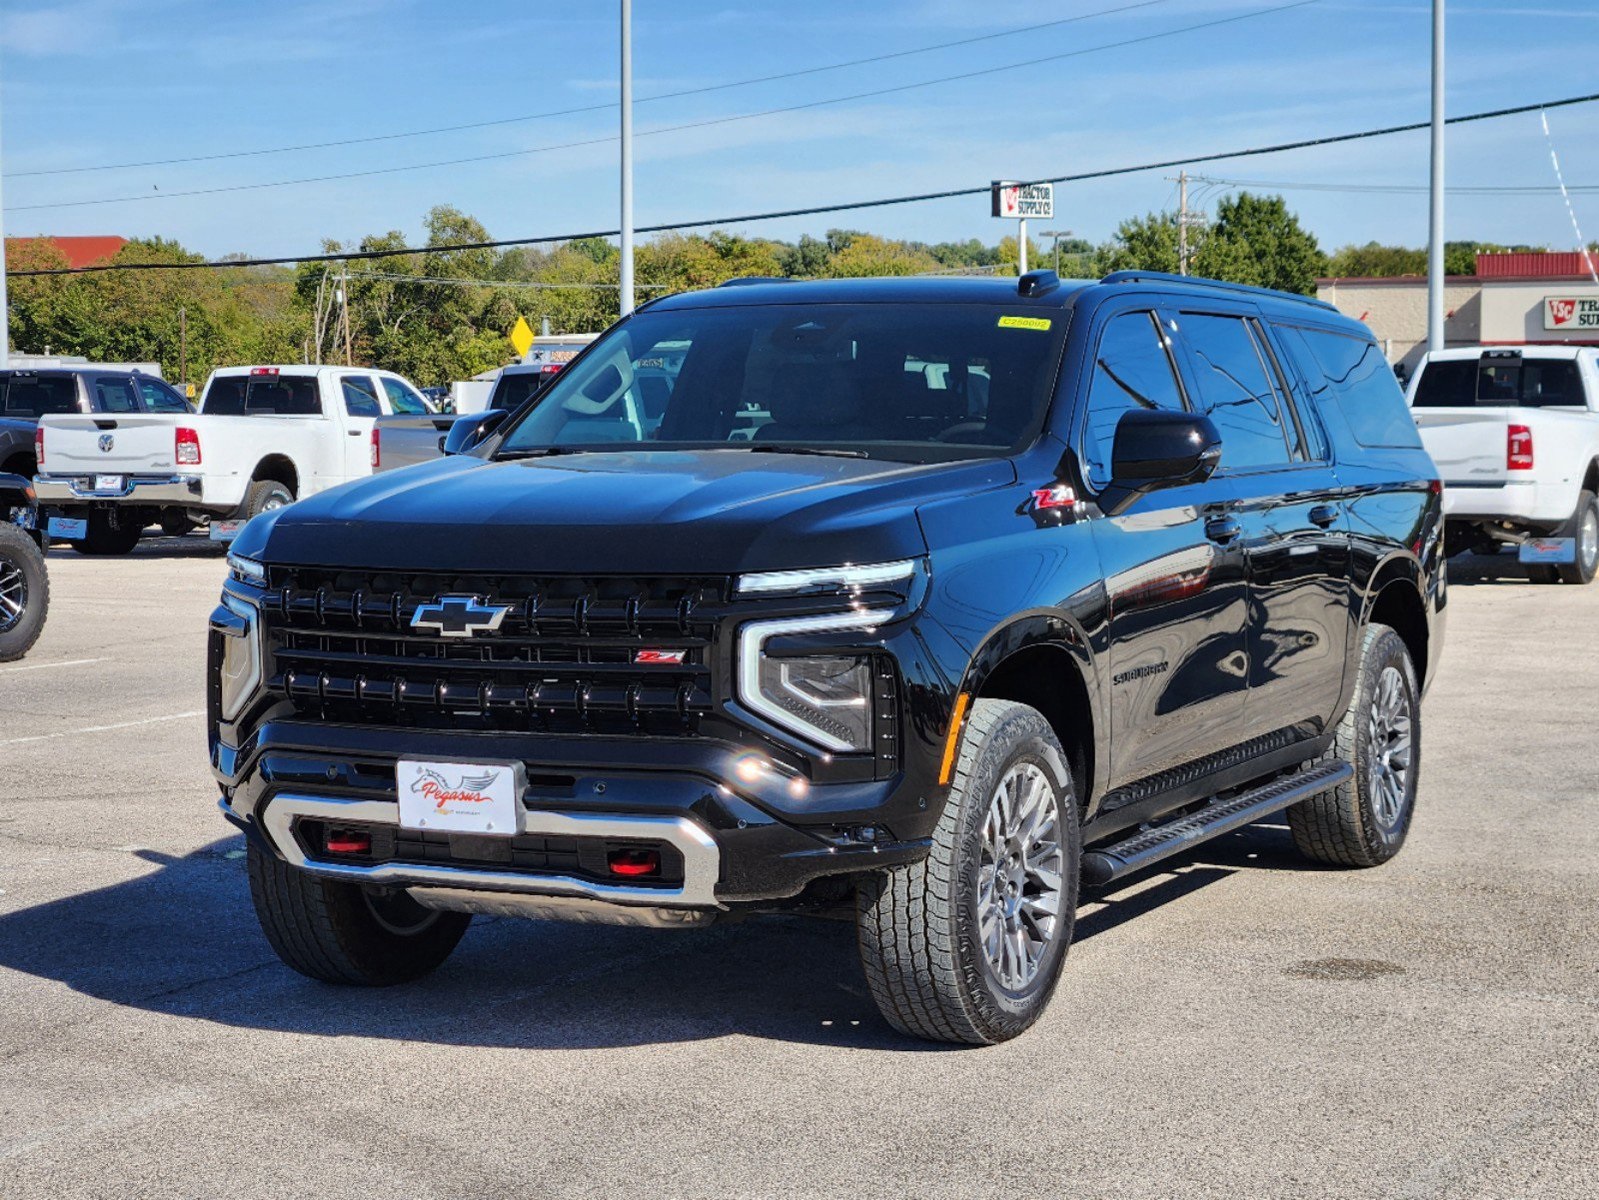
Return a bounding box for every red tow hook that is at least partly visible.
[607,848,661,878]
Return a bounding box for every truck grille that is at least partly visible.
[259,567,730,736]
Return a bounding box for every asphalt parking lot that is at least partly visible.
[1,540,1595,1199]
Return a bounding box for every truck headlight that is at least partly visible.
[227,551,266,586]
[216,592,263,721]
[737,609,890,752]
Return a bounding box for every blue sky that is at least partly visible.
[2,0,1596,261]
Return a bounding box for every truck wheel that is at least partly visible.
[1554,489,1599,585]
[855,699,1080,1045]
[0,524,49,662]
[247,843,471,986]
[1288,623,1420,868]
[73,509,142,556]
[245,479,294,518]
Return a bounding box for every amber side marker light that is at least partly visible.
[938,692,972,786]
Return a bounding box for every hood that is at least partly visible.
[248,449,1015,574]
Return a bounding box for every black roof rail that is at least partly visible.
[1017,269,1060,297]
[717,276,792,287]
[1099,269,1337,311]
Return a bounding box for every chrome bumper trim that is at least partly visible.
[253,792,723,908]
[407,887,719,927]
[34,473,202,503]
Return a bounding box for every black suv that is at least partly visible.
[212,271,1445,1044]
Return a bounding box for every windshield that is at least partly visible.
[494,303,1066,462]
[1413,355,1584,408]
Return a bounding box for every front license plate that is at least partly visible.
[93,474,125,493]
[396,759,523,836]
[208,520,243,542]
[47,516,88,540]
[1519,537,1576,564]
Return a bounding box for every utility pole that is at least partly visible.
[619,0,635,316]
[1178,171,1191,276]
[1017,218,1028,275]
[179,306,187,389]
[339,270,353,366]
[1427,0,1447,352]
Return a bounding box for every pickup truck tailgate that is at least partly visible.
[41,414,181,474]
[1413,409,1507,487]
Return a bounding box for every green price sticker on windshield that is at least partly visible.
[998,315,1052,331]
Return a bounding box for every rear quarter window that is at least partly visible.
[1282,327,1422,449]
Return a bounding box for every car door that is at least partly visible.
[1170,307,1350,740]
[338,373,382,481]
[1078,303,1250,791]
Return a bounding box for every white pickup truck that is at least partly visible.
[34,365,432,554]
[1409,346,1599,583]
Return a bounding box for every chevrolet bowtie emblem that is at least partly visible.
[410,596,512,638]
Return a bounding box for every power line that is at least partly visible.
[1192,173,1598,195]
[11,89,1599,279]
[345,269,675,291]
[6,1,1317,214]
[10,0,1179,179]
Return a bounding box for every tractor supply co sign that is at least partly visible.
[1544,296,1599,331]
[992,181,1054,220]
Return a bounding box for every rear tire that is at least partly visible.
[0,524,49,662]
[243,478,294,519]
[855,699,1080,1045]
[1556,489,1598,585]
[1288,623,1420,868]
[247,843,470,986]
[72,509,142,556]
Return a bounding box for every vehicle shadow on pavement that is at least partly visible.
[0,823,1306,1051]
[0,835,917,1051]
[1445,550,1540,587]
[43,535,225,563]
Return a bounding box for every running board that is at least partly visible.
[1080,761,1352,887]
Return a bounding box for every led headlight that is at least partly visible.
[227,551,266,586]
[216,592,263,721]
[736,559,917,597]
[737,609,890,752]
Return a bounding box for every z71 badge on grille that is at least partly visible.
[410,595,512,638]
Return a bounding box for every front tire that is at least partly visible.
[0,524,49,662]
[1288,623,1420,868]
[247,843,471,986]
[855,699,1080,1045]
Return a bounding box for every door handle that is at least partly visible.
[1308,503,1340,528]
[1205,515,1242,545]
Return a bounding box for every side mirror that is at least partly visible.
[443,409,507,455]
[1098,409,1222,516]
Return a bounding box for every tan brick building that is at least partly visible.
[1316,252,1599,382]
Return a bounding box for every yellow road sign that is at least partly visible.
[509,316,535,359]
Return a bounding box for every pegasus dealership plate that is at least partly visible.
[396,759,525,836]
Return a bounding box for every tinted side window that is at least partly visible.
[341,376,381,418]
[94,376,140,414]
[1294,328,1423,448]
[1080,311,1187,489]
[1411,359,1476,408]
[138,378,189,413]
[1180,313,1293,470]
[2,374,78,417]
[1258,324,1330,461]
[381,377,428,415]
[203,378,246,415]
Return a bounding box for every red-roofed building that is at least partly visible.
[1317,250,1599,377]
[4,235,127,269]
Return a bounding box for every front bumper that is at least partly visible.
[217,721,937,910]
[34,473,203,505]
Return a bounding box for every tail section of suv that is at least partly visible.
[211,271,1445,1043]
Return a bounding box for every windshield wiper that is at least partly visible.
[743,445,870,460]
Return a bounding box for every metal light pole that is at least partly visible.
[0,68,10,370]
[1040,229,1073,274]
[1426,0,1446,352]
[619,0,635,316]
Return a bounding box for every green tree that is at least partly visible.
[1201,193,1326,294]
[1326,242,1428,278]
